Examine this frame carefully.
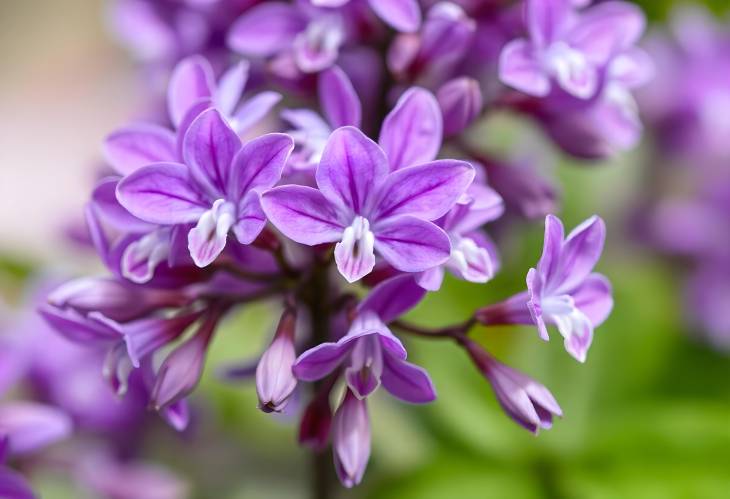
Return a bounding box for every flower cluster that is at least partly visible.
[28,0,642,493]
[635,4,730,351]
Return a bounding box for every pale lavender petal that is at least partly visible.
[568,1,646,65]
[316,126,389,213]
[256,310,298,413]
[344,337,382,399]
[188,200,236,267]
[609,47,654,89]
[229,133,293,200]
[231,91,283,134]
[214,60,249,117]
[572,273,613,326]
[369,0,421,33]
[227,2,306,57]
[232,191,267,245]
[417,265,445,291]
[161,399,190,432]
[373,216,451,272]
[526,268,551,341]
[261,186,345,245]
[358,273,426,323]
[499,39,550,97]
[167,55,215,128]
[117,163,207,225]
[319,65,362,128]
[526,0,570,47]
[381,356,436,403]
[553,215,605,292]
[554,310,594,363]
[372,160,474,221]
[0,402,71,456]
[334,217,376,283]
[103,124,177,175]
[378,88,442,170]
[537,214,565,285]
[182,108,241,197]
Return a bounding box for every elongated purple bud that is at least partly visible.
[298,391,332,452]
[256,308,298,413]
[47,277,189,322]
[461,338,562,434]
[151,307,224,410]
[438,77,483,136]
[332,389,370,488]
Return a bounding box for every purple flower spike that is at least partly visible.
[294,275,435,403]
[256,308,298,413]
[117,108,294,267]
[463,338,562,434]
[499,0,645,99]
[332,389,370,488]
[262,126,473,282]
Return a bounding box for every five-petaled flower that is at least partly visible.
[261,126,474,282]
[117,108,294,267]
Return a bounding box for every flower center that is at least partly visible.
[449,236,494,283]
[334,216,376,283]
[543,41,595,99]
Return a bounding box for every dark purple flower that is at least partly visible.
[117,108,294,267]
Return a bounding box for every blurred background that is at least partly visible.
[0,1,728,498]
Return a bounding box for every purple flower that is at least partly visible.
[462,338,562,434]
[389,3,476,87]
[499,0,645,99]
[168,55,282,135]
[227,2,346,74]
[262,125,473,282]
[312,0,422,33]
[282,64,362,171]
[478,215,613,362]
[117,108,294,267]
[332,389,370,488]
[419,181,504,291]
[0,402,72,498]
[256,308,298,413]
[294,274,435,402]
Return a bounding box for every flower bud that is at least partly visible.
[332,389,370,488]
[438,77,483,136]
[47,277,188,322]
[462,338,562,433]
[298,392,332,452]
[256,308,298,413]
